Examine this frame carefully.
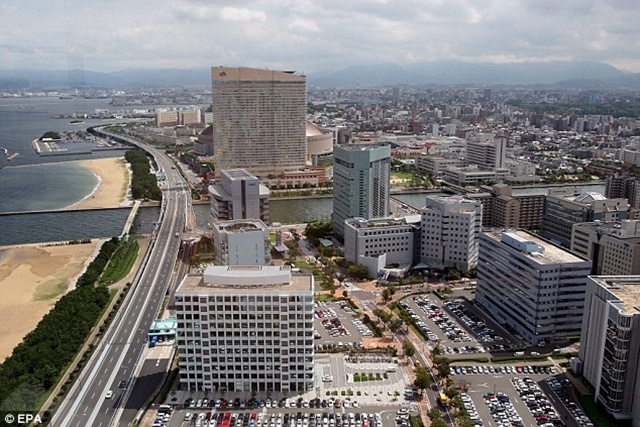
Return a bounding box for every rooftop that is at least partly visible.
[575,220,640,240]
[223,168,256,180]
[212,66,305,83]
[574,192,608,203]
[215,219,268,233]
[177,265,313,293]
[485,229,588,265]
[336,142,389,151]
[592,276,640,315]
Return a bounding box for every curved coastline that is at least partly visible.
[63,165,102,210]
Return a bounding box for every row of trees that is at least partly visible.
[125,149,162,200]
[76,237,120,287]
[0,236,129,414]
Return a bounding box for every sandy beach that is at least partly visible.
[0,157,131,361]
[65,157,130,210]
[0,241,99,362]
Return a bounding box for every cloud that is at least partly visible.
[220,7,266,22]
[0,0,639,73]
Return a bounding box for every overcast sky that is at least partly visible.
[2,0,640,73]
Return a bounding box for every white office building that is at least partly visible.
[212,220,271,266]
[579,276,640,425]
[344,216,421,278]
[475,230,592,345]
[176,265,314,393]
[420,195,482,271]
[465,134,507,169]
[208,169,270,223]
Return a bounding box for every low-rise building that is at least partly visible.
[571,220,640,275]
[212,220,271,266]
[415,155,465,176]
[344,216,420,278]
[441,165,510,186]
[541,191,630,248]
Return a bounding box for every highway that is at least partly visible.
[51,131,190,427]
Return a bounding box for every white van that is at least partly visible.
[386,366,397,373]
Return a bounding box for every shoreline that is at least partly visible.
[64,167,103,210]
[64,157,130,211]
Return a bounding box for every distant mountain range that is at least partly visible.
[1,61,639,90]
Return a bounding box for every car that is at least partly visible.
[105,390,113,399]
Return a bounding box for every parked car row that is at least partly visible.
[482,391,525,427]
[512,377,565,427]
[546,378,594,427]
[460,393,483,427]
[444,300,503,343]
[338,301,353,313]
[412,296,472,342]
[321,318,351,337]
[315,342,363,351]
[190,411,382,427]
[450,365,557,376]
[315,308,337,319]
[443,345,486,355]
[351,318,374,337]
[152,404,173,427]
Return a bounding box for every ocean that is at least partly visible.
[0,97,148,244]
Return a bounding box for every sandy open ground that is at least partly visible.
[0,241,99,362]
[66,157,130,210]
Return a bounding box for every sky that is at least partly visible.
[1,0,640,74]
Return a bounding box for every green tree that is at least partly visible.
[403,340,416,358]
[433,356,451,378]
[304,220,333,245]
[347,264,369,280]
[414,367,432,392]
[382,286,397,302]
[388,318,403,333]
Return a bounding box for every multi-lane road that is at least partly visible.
[51,131,190,427]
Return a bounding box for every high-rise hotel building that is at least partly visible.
[176,265,315,393]
[211,67,307,178]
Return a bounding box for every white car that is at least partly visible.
[105,390,113,399]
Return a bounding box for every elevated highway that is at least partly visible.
[51,130,190,427]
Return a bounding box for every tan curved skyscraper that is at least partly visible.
[211,66,307,178]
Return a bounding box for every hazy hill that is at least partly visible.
[0,61,636,90]
[309,60,628,87]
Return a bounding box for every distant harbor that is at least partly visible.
[31,135,129,157]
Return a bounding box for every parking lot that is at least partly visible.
[314,301,373,351]
[450,365,586,427]
[157,393,416,427]
[399,292,529,358]
[399,295,488,357]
